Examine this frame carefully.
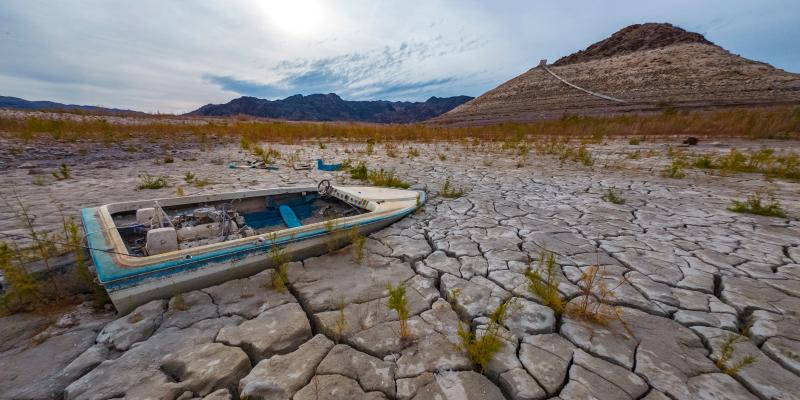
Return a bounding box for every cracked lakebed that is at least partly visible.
[1,139,799,399]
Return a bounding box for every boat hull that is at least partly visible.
[81,186,424,314]
[105,212,403,313]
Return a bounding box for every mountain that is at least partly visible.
[188,93,473,123]
[431,23,800,126]
[0,96,140,115]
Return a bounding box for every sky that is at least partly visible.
[0,0,798,113]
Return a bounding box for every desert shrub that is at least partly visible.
[384,143,398,158]
[267,234,291,292]
[163,155,174,164]
[628,137,642,145]
[525,250,565,315]
[348,161,369,180]
[193,177,212,188]
[172,292,188,311]
[602,187,625,204]
[406,147,420,158]
[716,334,758,376]
[457,300,509,372]
[440,177,467,198]
[693,154,715,169]
[386,282,410,339]
[137,174,169,190]
[349,227,366,263]
[0,242,43,313]
[728,192,787,218]
[661,159,687,178]
[271,263,289,293]
[334,301,347,343]
[52,163,71,180]
[368,169,410,189]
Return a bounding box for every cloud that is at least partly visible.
[204,39,480,101]
[0,0,798,112]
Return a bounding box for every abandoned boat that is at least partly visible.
[81,181,424,313]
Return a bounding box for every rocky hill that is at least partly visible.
[0,96,140,115]
[431,23,800,126]
[189,93,472,123]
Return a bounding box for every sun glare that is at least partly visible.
[263,1,324,36]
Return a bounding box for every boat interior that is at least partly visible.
[111,191,368,256]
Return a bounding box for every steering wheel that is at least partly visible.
[318,179,334,196]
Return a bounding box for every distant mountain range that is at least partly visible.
[0,96,141,115]
[187,93,473,123]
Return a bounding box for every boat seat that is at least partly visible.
[279,205,302,228]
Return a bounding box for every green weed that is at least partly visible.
[716,334,758,376]
[137,174,169,190]
[525,250,565,315]
[386,282,410,339]
[728,192,787,218]
[52,164,71,180]
[602,187,625,204]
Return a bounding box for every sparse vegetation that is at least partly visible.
[172,292,188,311]
[688,148,799,181]
[440,177,467,198]
[348,161,369,180]
[661,159,687,178]
[457,299,509,372]
[163,155,174,164]
[728,192,787,218]
[192,177,212,188]
[716,334,758,376]
[348,164,411,189]
[350,227,366,263]
[252,145,281,164]
[386,282,410,339]
[602,187,626,204]
[176,186,185,196]
[560,145,594,166]
[407,147,419,158]
[0,242,43,313]
[4,106,798,146]
[628,137,642,145]
[525,250,565,315]
[334,301,347,343]
[268,233,291,293]
[385,143,398,158]
[52,163,71,180]
[567,259,634,338]
[137,174,169,190]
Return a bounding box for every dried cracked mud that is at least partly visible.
[1,139,799,400]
